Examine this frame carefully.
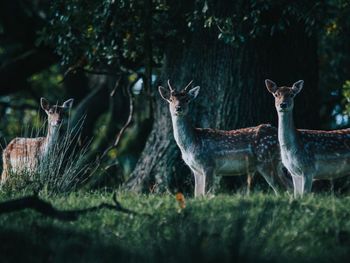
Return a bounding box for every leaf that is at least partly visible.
[175,192,186,209]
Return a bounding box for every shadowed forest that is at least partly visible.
[1,0,350,262]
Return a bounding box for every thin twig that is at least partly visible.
[113,83,134,147]
[100,78,137,160]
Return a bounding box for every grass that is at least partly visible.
[0,191,350,263]
[2,116,94,194]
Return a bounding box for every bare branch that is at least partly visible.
[100,76,138,160]
[0,193,144,221]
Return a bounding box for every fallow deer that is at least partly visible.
[266,79,350,197]
[159,80,292,197]
[1,98,74,183]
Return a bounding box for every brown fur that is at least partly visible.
[1,97,73,184]
[1,137,46,181]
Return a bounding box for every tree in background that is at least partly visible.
[1,0,350,193]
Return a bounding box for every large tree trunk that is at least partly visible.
[126,12,319,193]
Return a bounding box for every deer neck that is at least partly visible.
[43,125,59,154]
[171,113,196,152]
[278,110,300,151]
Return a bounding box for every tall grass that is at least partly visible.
[1,115,95,194]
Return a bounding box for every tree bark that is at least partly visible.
[126,11,319,193]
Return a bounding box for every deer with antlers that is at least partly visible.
[159,80,292,197]
[266,79,350,197]
[1,98,74,184]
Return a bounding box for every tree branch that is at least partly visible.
[100,77,137,160]
[0,193,144,221]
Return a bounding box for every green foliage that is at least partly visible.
[45,0,341,66]
[29,65,65,101]
[45,0,167,69]
[43,0,350,129]
[0,191,350,262]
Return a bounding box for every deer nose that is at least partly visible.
[280,102,288,109]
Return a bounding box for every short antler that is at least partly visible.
[183,80,193,92]
[167,80,175,92]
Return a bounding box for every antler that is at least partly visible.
[183,80,193,92]
[167,79,175,92]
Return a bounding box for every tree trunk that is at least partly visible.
[126,14,319,193]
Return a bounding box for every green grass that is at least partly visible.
[0,191,350,263]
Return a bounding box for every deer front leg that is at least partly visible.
[292,173,313,197]
[203,167,217,196]
[194,171,206,197]
[292,175,304,197]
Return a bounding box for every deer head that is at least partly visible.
[158,80,200,116]
[40,98,74,127]
[265,79,304,113]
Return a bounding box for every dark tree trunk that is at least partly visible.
[126,12,319,193]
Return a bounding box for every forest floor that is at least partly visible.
[0,190,350,263]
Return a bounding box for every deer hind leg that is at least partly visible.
[304,174,313,193]
[1,151,11,185]
[257,165,279,195]
[246,173,254,195]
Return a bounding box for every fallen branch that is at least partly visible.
[0,193,142,221]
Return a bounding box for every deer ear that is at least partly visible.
[158,86,170,101]
[292,80,304,94]
[40,97,50,111]
[265,79,278,94]
[62,98,74,109]
[188,86,200,100]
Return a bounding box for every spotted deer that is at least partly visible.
[159,80,292,197]
[266,79,350,197]
[1,98,74,183]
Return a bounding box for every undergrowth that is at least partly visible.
[0,191,349,263]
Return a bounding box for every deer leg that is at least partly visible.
[194,172,205,197]
[246,173,254,195]
[304,174,313,193]
[292,175,305,197]
[203,167,216,195]
[257,165,279,195]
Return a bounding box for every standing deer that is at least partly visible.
[266,79,350,197]
[159,80,292,197]
[1,98,74,183]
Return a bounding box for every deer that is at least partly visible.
[266,79,350,197]
[1,98,74,184]
[159,80,292,197]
